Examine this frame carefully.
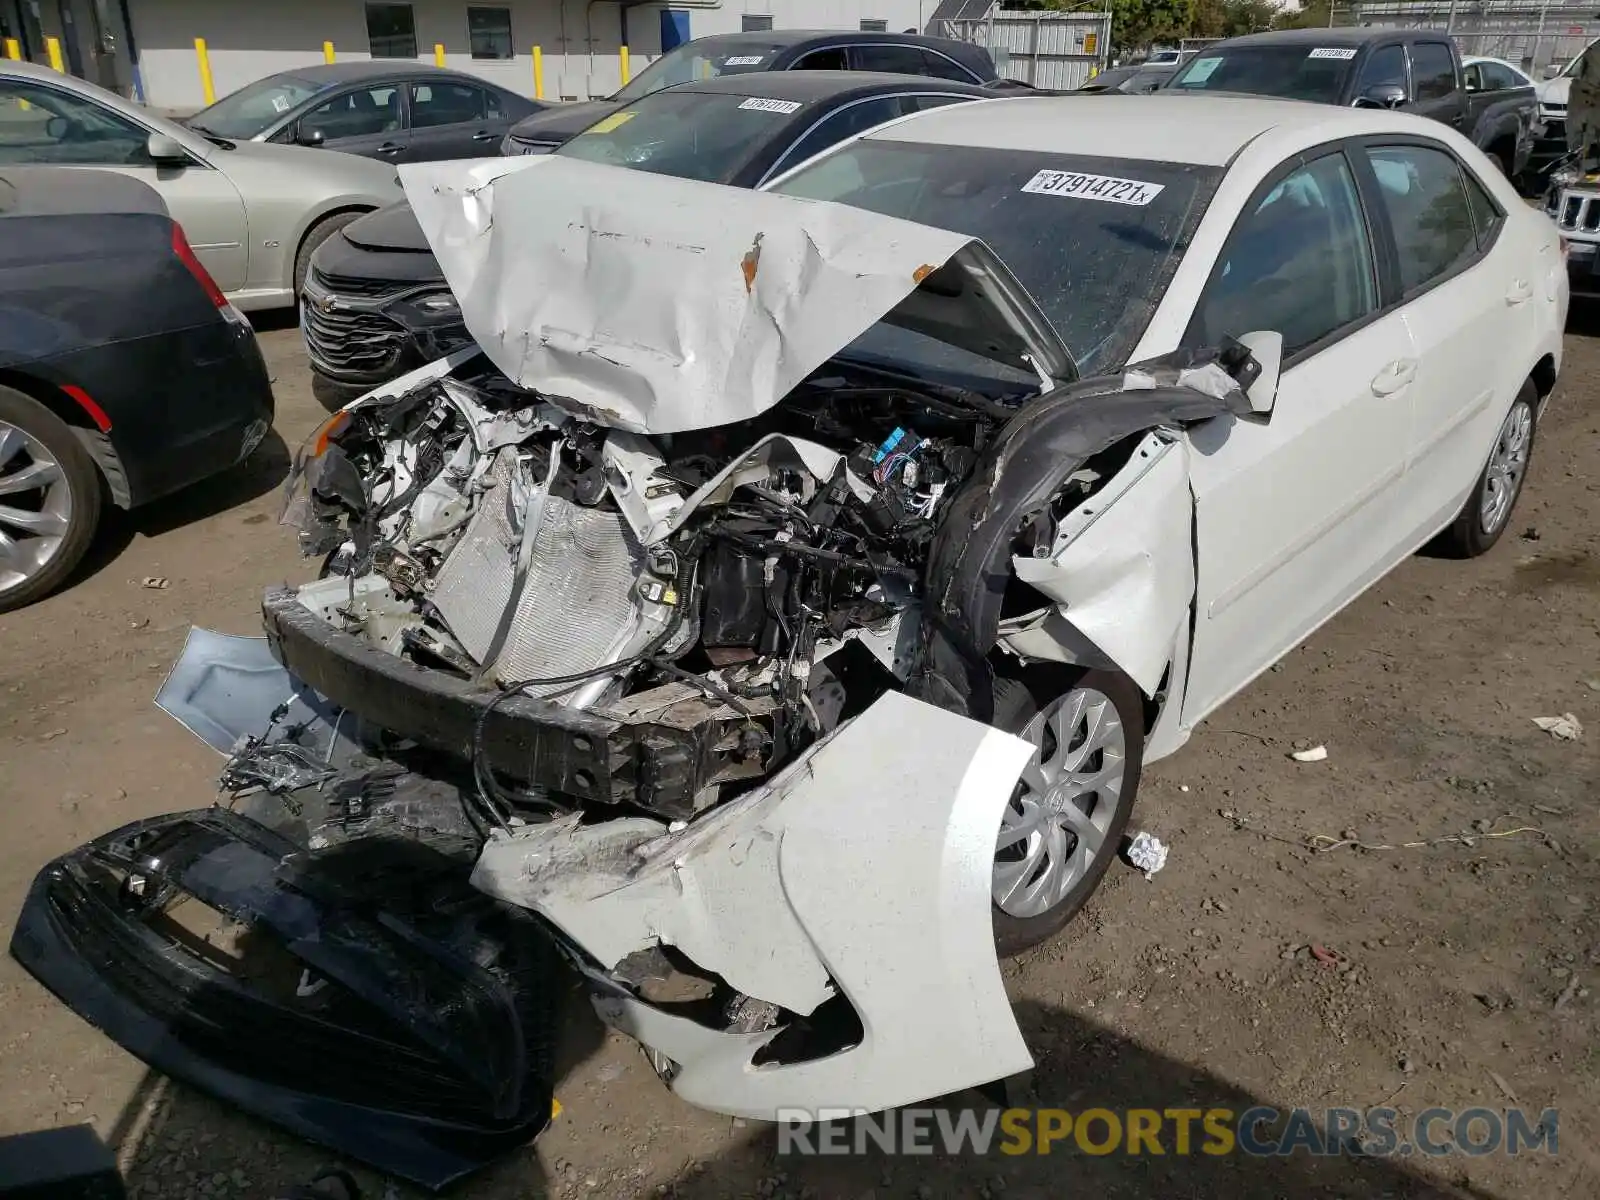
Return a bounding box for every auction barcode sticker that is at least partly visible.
[1021,169,1165,207]
[739,97,803,114]
[1308,47,1358,59]
[724,55,766,66]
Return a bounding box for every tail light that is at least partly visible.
[171,222,228,309]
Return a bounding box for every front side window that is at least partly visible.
[411,82,485,128]
[1196,153,1377,356]
[1354,45,1407,96]
[0,81,152,165]
[779,96,910,171]
[303,85,403,139]
[1410,43,1456,102]
[1366,144,1478,292]
[1481,61,1522,91]
[468,6,513,60]
[772,141,1219,374]
[366,2,417,59]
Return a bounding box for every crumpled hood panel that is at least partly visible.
[400,157,1003,434]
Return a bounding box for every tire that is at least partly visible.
[0,385,103,613]
[293,211,364,299]
[1438,381,1538,559]
[990,670,1145,957]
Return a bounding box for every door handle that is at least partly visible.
[1506,279,1534,305]
[1370,358,1417,396]
[471,130,497,141]
[377,142,404,155]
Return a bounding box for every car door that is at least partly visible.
[405,80,506,160]
[1358,140,1531,539]
[1406,40,1466,130]
[1179,147,1419,722]
[0,75,249,291]
[297,83,409,161]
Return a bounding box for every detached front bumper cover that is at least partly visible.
[8,808,558,1191]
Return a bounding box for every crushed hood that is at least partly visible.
[399,156,1073,435]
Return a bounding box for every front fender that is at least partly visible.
[470,691,1036,1119]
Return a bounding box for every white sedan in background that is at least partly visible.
[57,94,1564,1135]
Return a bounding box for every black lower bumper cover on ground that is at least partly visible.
[8,809,557,1191]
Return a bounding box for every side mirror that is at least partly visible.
[1355,82,1408,109]
[1544,63,1563,78]
[1236,331,1283,416]
[297,126,326,148]
[146,132,190,163]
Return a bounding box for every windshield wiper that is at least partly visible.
[186,122,237,149]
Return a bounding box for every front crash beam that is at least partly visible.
[8,809,558,1191]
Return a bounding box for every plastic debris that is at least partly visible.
[1290,745,1328,763]
[1532,713,1584,741]
[140,576,170,590]
[1124,831,1169,878]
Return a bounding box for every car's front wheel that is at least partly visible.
[991,670,1145,956]
[1439,381,1538,558]
[0,385,102,613]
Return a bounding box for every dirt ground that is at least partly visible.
[0,312,1595,1200]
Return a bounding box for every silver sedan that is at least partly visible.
[0,61,404,310]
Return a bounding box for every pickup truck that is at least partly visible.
[1164,28,1537,182]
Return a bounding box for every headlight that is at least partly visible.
[1551,166,1580,189]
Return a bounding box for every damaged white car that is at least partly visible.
[11,95,1565,1188]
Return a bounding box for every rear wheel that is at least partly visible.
[990,670,1145,956]
[0,386,102,613]
[1438,382,1537,558]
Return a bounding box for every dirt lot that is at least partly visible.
[0,314,1595,1200]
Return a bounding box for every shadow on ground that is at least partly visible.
[97,993,1513,1200]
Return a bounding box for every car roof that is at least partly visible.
[860,93,1442,167]
[1208,27,1428,49]
[268,61,472,85]
[669,69,991,102]
[692,28,963,52]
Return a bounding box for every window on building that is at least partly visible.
[741,15,774,32]
[366,2,417,59]
[860,19,888,31]
[468,6,513,60]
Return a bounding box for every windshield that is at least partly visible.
[190,74,329,137]
[771,141,1218,375]
[557,90,800,183]
[612,40,785,104]
[1168,45,1353,103]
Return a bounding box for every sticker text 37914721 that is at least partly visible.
[1020,169,1165,207]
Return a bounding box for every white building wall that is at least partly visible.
[129,0,937,111]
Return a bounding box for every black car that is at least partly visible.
[0,168,274,611]
[185,62,543,163]
[1078,63,1175,94]
[304,70,992,392]
[501,29,998,155]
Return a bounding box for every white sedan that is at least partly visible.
[75,94,1565,1140]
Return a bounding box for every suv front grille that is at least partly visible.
[1557,189,1600,233]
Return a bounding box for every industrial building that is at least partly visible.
[1,1,943,110]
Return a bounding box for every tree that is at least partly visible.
[1004,0,1194,55]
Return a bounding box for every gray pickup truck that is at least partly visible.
[1164,28,1537,182]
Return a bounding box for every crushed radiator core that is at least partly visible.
[431,450,650,694]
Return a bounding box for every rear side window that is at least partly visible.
[780,96,910,170]
[1366,145,1478,292]
[1463,165,1504,248]
[851,45,928,75]
[1409,43,1456,101]
[920,50,979,82]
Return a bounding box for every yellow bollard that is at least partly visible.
[194,37,215,105]
[45,36,63,71]
[532,45,544,99]
[434,43,445,67]
[620,44,630,84]
[323,40,335,64]
[3,38,20,60]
